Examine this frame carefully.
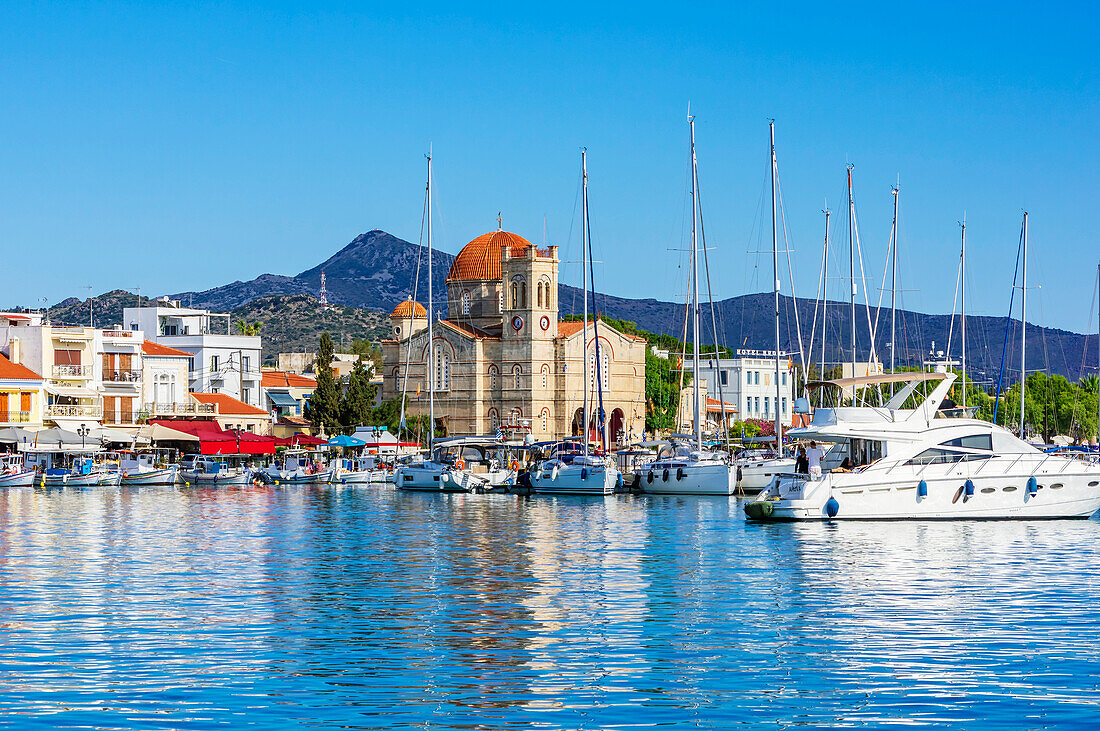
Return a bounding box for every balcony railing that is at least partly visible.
[101,330,134,339]
[51,326,91,336]
[102,369,142,383]
[142,402,216,416]
[0,411,32,424]
[53,364,91,378]
[45,404,102,418]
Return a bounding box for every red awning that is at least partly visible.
[274,433,327,447]
[149,419,276,455]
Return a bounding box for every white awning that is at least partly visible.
[44,384,98,398]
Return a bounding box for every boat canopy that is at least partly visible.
[805,372,948,390]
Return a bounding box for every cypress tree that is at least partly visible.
[340,359,376,432]
[309,332,341,432]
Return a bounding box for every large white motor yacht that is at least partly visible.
[395,437,517,493]
[746,372,1100,520]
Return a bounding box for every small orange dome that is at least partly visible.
[446,230,533,282]
[391,300,427,318]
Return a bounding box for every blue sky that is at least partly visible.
[1,2,1097,333]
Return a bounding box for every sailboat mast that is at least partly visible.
[690,116,702,449]
[890,184,899,373]
[1019,211,1028,439]
[581,149,590,459]
[770,121,782,456]
[847,164,857,369]
[821,208,830,383]
[426,151,435,449]
[960,218,967,410]
[1096,262,1099,447]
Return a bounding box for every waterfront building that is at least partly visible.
[0,352,44,428]
[277,351,363,378]
[261,370,316,437]
[683,349,795,425]
[140,340,213,420]
[95,327,145,428]
[0,312,104,429]
[189,392,272,435]
[381,228,647,442]
[675,384,738,436]
[124,300,262,407]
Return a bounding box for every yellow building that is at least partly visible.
[0,353,43,428]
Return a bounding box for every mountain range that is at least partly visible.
[25,230,1098,380]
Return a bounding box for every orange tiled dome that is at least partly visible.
[391,299,427,318]
[446,230,533,282]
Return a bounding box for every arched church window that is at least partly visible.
[489,366,498,391]
[512,365,522,390]
[520,282,527,308]
[461,292,471,316]
[537,282,543,308]
[511,282,518,309]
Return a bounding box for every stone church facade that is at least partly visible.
[381,228,646,443]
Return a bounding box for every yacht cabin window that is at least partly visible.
[940,434,993,451]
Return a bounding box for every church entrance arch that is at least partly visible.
[609,408,624,446]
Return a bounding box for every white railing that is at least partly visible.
[51,326,90,336]
[53,364,91,378]
[101,330,134,339]
[142,402,216,416]
[0,411,32,424]
[45,404,102,418]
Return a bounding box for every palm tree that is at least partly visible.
[235,320,262,336]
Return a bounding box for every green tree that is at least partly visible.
[340,359,376,431]
[308,332,342,431]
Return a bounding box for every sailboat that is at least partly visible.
[746,212,1100,520]
[643,115,734,495]
[530,149,622,496]
[735,122,798,492]
[395,151,460,492]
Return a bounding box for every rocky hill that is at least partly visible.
[22,229,1098,380]
[39,291,388,366]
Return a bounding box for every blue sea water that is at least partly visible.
[0,486,1098,730]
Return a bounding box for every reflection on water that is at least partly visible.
[0,487,1098,729]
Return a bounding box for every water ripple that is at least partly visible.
[0,487,1097,728]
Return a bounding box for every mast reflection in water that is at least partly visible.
[0,487,1098,729]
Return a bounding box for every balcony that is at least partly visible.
[102,369,142,383]
[51,326,91,336]
[53,364,91,378]
[142,402,216,416]
[45,403,102,419]
[0,411,32,424]
[101,330,135,339]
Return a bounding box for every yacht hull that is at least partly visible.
[642,462,734,495]
[748,467,1100,521]
[530,463,618,496]
[738,458,796,494]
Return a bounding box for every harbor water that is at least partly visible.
[1,486,1098,729]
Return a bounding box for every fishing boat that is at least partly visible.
[0,453,35,487]
[260,450,335,484]
[745,371,1100,520]
[40,455,121,487]
[117,450,179,486]
[179,456,255,486]
[338,455,391,484]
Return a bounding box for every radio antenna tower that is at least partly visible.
[319,270,330,309]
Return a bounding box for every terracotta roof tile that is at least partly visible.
[0,353,41,380]
[261,370,317,389]
[191,392,268,415]
[391,300,427,318]
[446,230,534,282]
[142,341,193,357]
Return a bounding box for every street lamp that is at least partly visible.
[77,423,90,451]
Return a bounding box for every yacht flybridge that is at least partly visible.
[745,372,1100,520]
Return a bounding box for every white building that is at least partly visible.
[683,349,795,425]
[124,300,262,407]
